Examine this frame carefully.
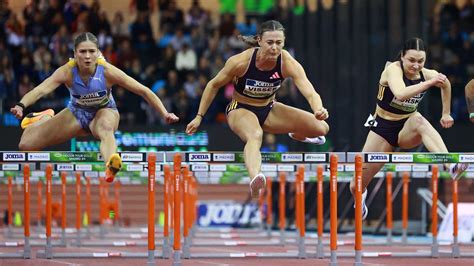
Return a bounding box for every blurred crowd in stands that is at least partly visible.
[0,0,290,127]
[0,0,473,127]
[431,0,474,120]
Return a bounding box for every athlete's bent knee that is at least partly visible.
[19,139,38,151]
[414,114,429,128]
[246,129,263,142]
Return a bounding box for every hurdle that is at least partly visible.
[34,152,164,259]
[164,151,330,260]
[1,151,474,264]
[332,152,474,262]
[160,151,474,265]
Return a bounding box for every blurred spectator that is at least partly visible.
[185,0,207,29]
[169,27,190,51]
[175,42,197,76]
[237,17,257,36]
[160,0,184,33]
[63,0,88,30]
[111,11,128,38]
[18,74,34,97]
[5,13,25,47]
[130,11,153,45]
[116,39,137,69]
[164,69,181,98]
[129,0,155,14]
[157,45,176,78]
[218,13,235,38]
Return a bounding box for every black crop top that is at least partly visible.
[233,48,284,99]
[377,62,429,115]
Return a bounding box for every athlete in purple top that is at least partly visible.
[185,20,329,198]
[11,32,179,182]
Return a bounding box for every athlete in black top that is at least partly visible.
[466,79,474,123]
[350,38,468,220]
[186,20,329,197]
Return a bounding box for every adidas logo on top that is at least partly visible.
[269,72,280,79]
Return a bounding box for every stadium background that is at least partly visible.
[0,0,472,152]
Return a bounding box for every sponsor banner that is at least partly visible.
[191,164,209,172]
[392,154,413,163]
[395,165,412,172]
[261,153,282,163]
[57,164,74,171]
[212,153,235,162]
[188,153,211,162]
[2,164,20,171]
[344,165,354,171]
[3,152,26,161]
[75,164,92,171]
[459,154,474,163]
[413,153,458,163]
[277,165,295,172]
[304,153,327,162]
[366,153,390,162]
[28,152,50,161]
[51,152,100,162]
[412,165,429,172]
[126,164,143,172]
[85,171,99,178]
[197,201,260,227]
[261,164,277,172]
[439,203,474,243]
[281,153,303,162]
[120,153,143,162]
[210,165,226,171]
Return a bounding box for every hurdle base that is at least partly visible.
[147,250,155,266]
[387,229,392,245]
[317,237,324,258]
[163,237,171,259]
[23,237,31,259]
[402,229,407,244]
[354,250,363,266]
[279,229,285,244]
[431,237,439,258]
[173,250,182,266]
[183,236,190,259]
[452,236,460,258]
[298,236,306,259]
[329,251,337,266]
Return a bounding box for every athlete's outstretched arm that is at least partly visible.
[386,64,446,101]
[185,55,240,134]
[282,51,328,121]
[466,79,474,123]
[423,69,453,128]
[10,65,69,119]
[104,62,178,124]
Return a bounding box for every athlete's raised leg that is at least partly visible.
[398,112,467,179]
[19,108,87,151]
[262,102,329,138]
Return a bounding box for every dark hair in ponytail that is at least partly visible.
[398,37,426,61]
[238,20,285,47]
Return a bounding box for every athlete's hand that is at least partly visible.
[164,113,179,124]
[440,113,454,128]
[315,107,329,120]
[10,105,24,119]
[429,73,448,88]
[186,116,202,135]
